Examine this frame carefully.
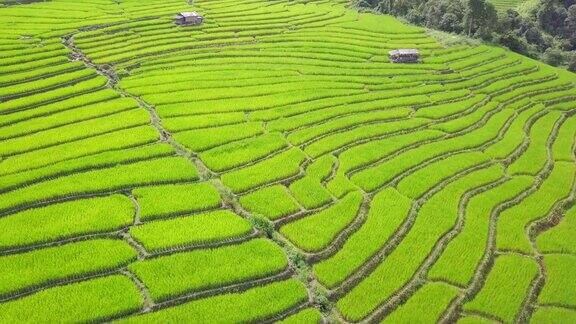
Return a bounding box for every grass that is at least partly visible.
[463,254,539,323]
[0,275,142,323]
[289,176,333,209]
[0,126,160,176]
[173,122,264,152]
[383,282,459,323]
[396,151,490,199]
[531,307,576,323]
[351,109,514,192]
[0,239,136,297]
[221,148,307,193]
[428,176,533,286]
[280,191,363,252]
[305,154,336,181]
[337,130,444,175]
[130,210,252,252]
[507,111,563,175]
[120,279,307,323]
[200,132,288,172]
[0,157,199,213]
[1,0,575,321]
[537,205,576,254]
[129,238,288,302]
[337,166,502,321]
[0,143,175,192]
[133,182,221,221]
[497,162,576,253]
[239,185,301,220]
[0,195,134,250]
[313,188,412,288]
[538,254,576,307]
[278,308,322,323]
[552,115,576,162]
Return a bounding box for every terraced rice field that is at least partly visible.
[0,0,575,322]
[488,0,524,11]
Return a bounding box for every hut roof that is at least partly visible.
[177,11,201,18]
[388,49,419,56]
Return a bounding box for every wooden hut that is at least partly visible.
[174,12,204,26]
[389,49,420,63]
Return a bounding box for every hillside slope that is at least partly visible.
[0,0,575,322]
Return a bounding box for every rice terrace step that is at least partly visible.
[0,0,575,323]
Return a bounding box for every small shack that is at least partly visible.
[389,49,420,63]
[173,12,204,26]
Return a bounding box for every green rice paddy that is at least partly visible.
[0,0,575,322]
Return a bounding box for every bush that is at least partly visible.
[543,47,566,66]
[568,54,576,72]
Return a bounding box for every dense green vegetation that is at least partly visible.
[0,0,574,322]
[358,0,576,71]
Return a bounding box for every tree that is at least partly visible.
[422,0,465,33]
[537,0,568,36]
[568,54,576,72]
[543,47,565,66]
[463,0,496,37]
[565,5,576,49]
[498,32,528,54]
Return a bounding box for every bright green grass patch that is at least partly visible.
[457,314,497,324]
[530,306,576,323]
[428,176,533,286]
[239,185,301,220]
[0,275,142,323]
[337,129,444,175]
[538,254,576,307]
[0,195,133,250]
[133,182,221,221]
[0,126,159,176]
[0,239,136,297]
[414,94,486,119]
[326,173,359,198]
[396,151,490,199]
[383,282,459,323]
[173,122,264,152]
[507,111,563,175]
[351,108,514,192]
[483,104,544,160]
[314,188,411,288]
[463,254,538,323]
[120,279,307,323]
[0,68,95,98]
[0,97,138,140]
[287,108,412,145]
[337,166,502,321]
[0,157,198,213]
[304,117,430,158]
[280,191,363,252]
[0,108,150,157]
[537,205,576,254]
[289,176,333,209]
[162,112,246,132]
[0,77,107,114]
[431,101,500,133]
[497,161,576,253]
[278,308,322,324]
[553,115,576,162]
[0,143,174,193]
[130,210,252,252]
[221,148,307,193]
[129,238,287,302]
[200,132,288,172]
[306,154,336,181]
